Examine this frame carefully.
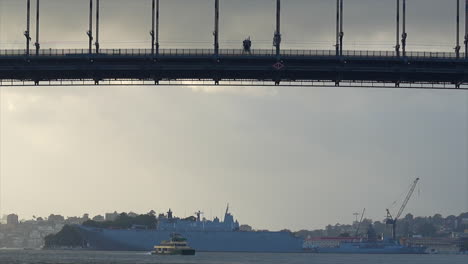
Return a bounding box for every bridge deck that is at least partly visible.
[0,48,465,59]
[1,49,467,89]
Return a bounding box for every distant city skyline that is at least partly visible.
[2,209,468,222]
[0,0,467,231]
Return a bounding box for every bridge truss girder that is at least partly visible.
[0,55,467,89]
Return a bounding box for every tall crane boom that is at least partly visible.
[396,177,420,220]
[386,177,420,241]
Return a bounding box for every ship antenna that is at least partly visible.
[225,203,229,215]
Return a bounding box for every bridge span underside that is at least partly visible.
[1,50,468,89]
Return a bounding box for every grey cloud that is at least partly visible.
[0,0,464,50]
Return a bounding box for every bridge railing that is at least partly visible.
[0,48,463,59]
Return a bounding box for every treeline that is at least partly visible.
[44,212,158,248]
[82,212,157,229]
[394,212,468,237]
[44,225,84,249]
[295,212,468,239]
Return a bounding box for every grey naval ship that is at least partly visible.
[76,207,304,253]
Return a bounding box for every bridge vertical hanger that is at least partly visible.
[156,0,160,55]
[25,0,31,56]
[214,0,219,56]
[401,0,407,57]
[151,0,155,55]
[150,0,160,56]
[95,0,100,54]
[339,0,344,56]
[456,0,461,58]
[273,0,281,59]
[336,0,339,56]
[395,0,400,57]
[35,0,40,55]
[87,0,93,54]
[465,0,468,58]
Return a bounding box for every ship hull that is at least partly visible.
[313,248,427,254]
[306,243,427,254]
[76,226,304,253]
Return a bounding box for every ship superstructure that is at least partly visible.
[77,206,303,252]
[156,207,239,232]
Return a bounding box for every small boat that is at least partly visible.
[151,233,196,255]
[23,248,36,251]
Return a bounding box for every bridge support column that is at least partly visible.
[25,0,31,56]
[273,0,281,60]
[87,0,93,54]
[34,0,40,55]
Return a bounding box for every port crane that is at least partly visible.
[386,178,420,241]
[354,208,366,238]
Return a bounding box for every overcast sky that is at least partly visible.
[0,0,467,231]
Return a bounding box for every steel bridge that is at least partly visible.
[1,0,468,89]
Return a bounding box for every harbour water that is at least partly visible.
[0,250,467,264]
